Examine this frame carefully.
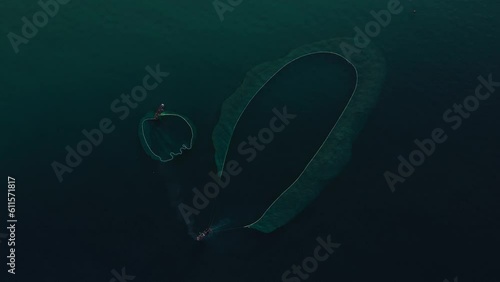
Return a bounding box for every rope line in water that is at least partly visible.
[243,52,359,228]
[140,113,195,162]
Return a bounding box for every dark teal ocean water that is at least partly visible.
[1,1,500,281]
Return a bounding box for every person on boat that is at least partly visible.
[196,227,212,241]
[154,103,165,120]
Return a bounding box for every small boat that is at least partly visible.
[154,103,165,120]
[196,228,212,241]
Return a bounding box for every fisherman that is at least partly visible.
[154,103,165,120]
[196,227,212,241]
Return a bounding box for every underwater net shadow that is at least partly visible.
[211,38,387,233]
